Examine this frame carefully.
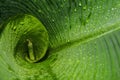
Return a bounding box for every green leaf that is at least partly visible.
[0,0,120,80]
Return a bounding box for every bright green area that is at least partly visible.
[0,0,120,80]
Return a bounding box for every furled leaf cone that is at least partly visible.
[0,14,49,79]
[12,14,49,63]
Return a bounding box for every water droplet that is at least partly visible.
[79,2,82,7]
[96,6,99,9]
[52,19,55,22]
[67,40,70,42]
[74,8,77,12]
[61,4,64,8]
[38,10,42,13]
[111,8,116,10]
[83,6,87,10]
[13,27,16,31]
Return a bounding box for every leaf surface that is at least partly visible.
[0,0,120,80]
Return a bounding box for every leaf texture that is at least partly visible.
[0,0,120,80]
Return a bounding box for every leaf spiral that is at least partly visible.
[0,14,50,79]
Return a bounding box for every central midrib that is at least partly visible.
[49,20,120,53]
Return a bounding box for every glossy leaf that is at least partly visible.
[0,0,120,80]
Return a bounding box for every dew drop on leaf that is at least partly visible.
[74,8,77,12]
[79,2,82,7]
